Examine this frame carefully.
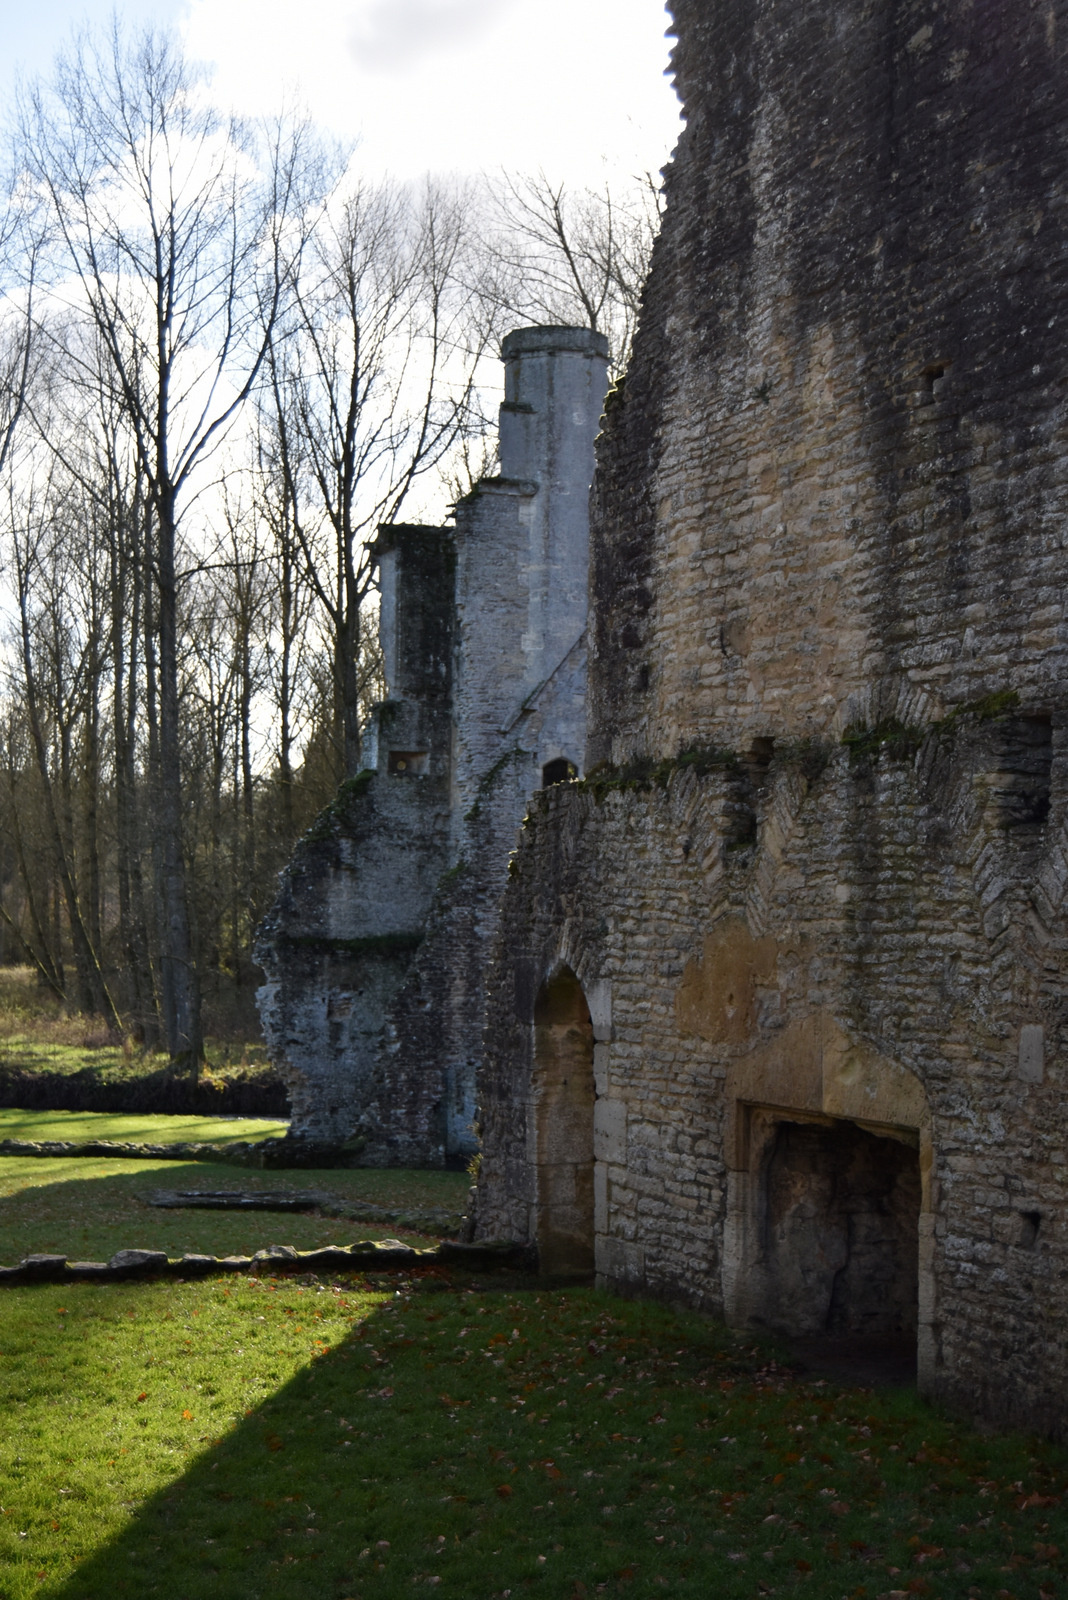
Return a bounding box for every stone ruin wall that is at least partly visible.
[255,330,607,1166]
[473,0,1068,1438]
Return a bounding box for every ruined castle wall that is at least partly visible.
[591,0,1068,763]
[475,0,1068,1436]
[366,330,608,1160]
[256,332,607,1163]
[255,527,456,1158]
[477,730,1068,1436]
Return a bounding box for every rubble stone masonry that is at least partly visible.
[473,0,1068,1438]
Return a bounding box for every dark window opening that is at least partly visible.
[994,713,1052,829]
[922,363,947,391]
[388,750,428,776]
[1018,1210,1042,1250]
[542,758,577,788]
[745,736,775,787]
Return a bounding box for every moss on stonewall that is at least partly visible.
[841,718,925,766]
[464,746,524,822]
[579,744,740,802]
[300,769,376,845]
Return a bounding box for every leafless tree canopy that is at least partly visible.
[479,170,662,377]
[0,23,662,1065]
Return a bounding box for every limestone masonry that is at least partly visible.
[255,326,609,1165]
[471,0,1068,1439]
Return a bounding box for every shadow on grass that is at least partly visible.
[46,1291,442,1600]
[34,1275,1068,1600]
[45,1276,652,1600]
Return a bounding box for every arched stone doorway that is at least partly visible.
[533,967,595,1275]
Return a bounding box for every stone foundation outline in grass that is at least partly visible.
[0,1237,529,1285]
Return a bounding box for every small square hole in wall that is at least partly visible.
[1018,1210,1042,1250]
[918,362,951,402]
[388,750,428,775]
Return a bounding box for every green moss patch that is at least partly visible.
[841,718,926,766]
[577,745,740,803]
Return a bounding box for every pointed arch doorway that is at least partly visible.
[533,966,595,1276]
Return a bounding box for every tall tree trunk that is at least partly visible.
[113,539,159,1046]
[18,593,119,1027]
[154,486,203,1075]
[4,767,65,997]
[84,648,103,961]
[338,546,362,777]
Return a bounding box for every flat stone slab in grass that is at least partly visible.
[20,1254,68,1280]
[142,1187,465,1236]
[147,1189,333,1211]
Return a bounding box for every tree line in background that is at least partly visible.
[0,24,660,1072]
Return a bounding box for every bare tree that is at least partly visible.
[481,170,662,376]
[0,21,659,1052]
[17,25,317,1070]
[265,176,494,774]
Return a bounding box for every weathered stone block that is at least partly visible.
[593,1099,627,1164]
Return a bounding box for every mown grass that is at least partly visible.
[0,1109,289,1145]
[0,1158,470,1263]
[0,1276,1064,1600]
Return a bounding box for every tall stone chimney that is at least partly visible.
[451,326,609,810]
[496,325,610,693]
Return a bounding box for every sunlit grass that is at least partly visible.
[0,1158,469,1263]
[0,1109,289,1145]
[0,1276,1063,1599]
[0,965,274,1082]
[0,1035,272,1079]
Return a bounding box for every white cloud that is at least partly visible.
[347,0,520,73]
[181,0,681,184]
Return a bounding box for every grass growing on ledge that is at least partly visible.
[0,1277,1063,1599]
[576,745,741,803]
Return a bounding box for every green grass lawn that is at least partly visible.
[0,1276,1063,1599]
[0,1108,290,1145]
[0,1158,471,1263]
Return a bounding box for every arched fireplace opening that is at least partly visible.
[759,1117,921,1339]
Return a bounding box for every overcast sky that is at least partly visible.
[2,0,683,185]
